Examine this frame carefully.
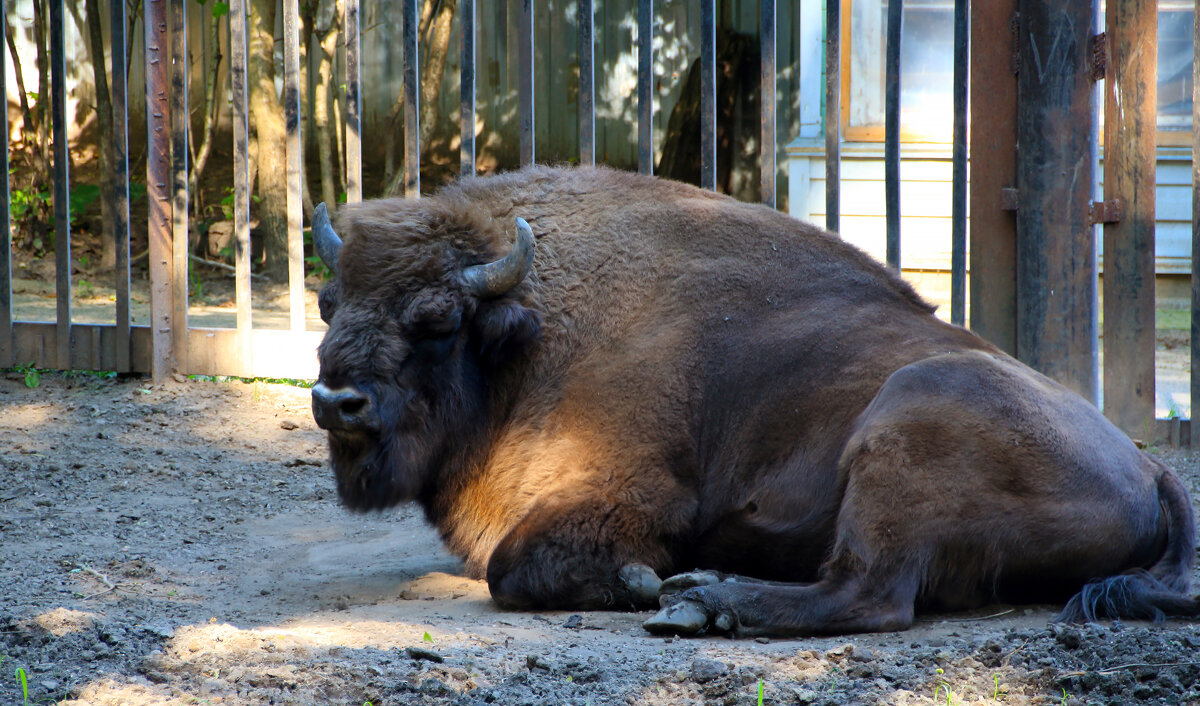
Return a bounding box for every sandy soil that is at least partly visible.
[2,373,1199,706]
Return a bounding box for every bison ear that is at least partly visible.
[472,300,541,366]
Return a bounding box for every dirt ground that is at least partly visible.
[1,374,1199,706]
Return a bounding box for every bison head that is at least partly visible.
[310,202,541,510]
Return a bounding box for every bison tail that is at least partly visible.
[1056,466,1198,624]
[1055,570,1198,623]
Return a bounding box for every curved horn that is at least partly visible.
[460,217,535,297]
[312,202,343,273]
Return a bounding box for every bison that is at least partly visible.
[309,165,1196,637]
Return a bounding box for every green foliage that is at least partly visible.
[187,374,315,388]
[423,631,434,644]
[70,183,102,226]
[757,679,764,706]
[303,228,333,281]
[10,184,50,223]
[15,362,40,389]
[16,666,29,705]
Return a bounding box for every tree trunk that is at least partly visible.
[33,0,52,177]
[314,0,341,208]
[84,0,119,269]
[5,16,36,139]
[418,0,454,147]
[248,0,289,279]
[190,11,224,223]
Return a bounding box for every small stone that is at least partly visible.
[563,614,583,629]
[404,646,443,662]
[279,420,299,430]
[690,658,727,683]
[755,637,770,644]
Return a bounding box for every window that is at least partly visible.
[841,0,1194,144]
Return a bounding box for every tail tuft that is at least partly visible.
[1056,570,1198,624]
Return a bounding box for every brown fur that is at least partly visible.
[314,165,1196,635]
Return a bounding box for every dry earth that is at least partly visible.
[2,373,1199,706]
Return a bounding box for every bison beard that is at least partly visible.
[310,165,1198,637]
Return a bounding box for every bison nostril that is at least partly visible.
[339,396,367,416]
[312,382,374,430]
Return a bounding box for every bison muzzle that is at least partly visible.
[309,166,1197,637]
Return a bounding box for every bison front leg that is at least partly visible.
[485,495,682,611]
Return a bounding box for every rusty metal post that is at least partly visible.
[170,0,188,372]
[969,0,1018,355]
[519,0,534,166]
[461,0,476,176]
[700,0,715,190]
[146,0,173,380]
[0,0,11,368]
[578,0,594,166]
[230,0,253,373]
[1102,2,1156,437]
[884,0,902,270]
[637,0,653,175]
[345,0,362,202]
[50,0,72,369]
[950,0,968,327]
[284,0,305,331]
[760,0,776,208]
[1192,0,1200,449]
[112,0,132,372]
[1014,0,1099,403]
[824,0,840,232]
[404,0,420,194]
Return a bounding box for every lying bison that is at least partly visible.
[309,165,1195,636]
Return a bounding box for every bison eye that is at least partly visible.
[412,329,458,361]
[410,314,462,361]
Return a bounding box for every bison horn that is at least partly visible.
[460,217,535,297]
[313,202,342,273]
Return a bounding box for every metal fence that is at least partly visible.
[2,0,1198,447]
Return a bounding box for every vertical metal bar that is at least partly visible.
[170,0,188,372]
[461,0,476,176]
[404,0,420,195]
[284,0,305,331]
[700,0,715,190]
[0,0,11,368]
[824,0,839,231]
[969,0,1017,355]
[1193,0,1200,449]
[403,0,422,195]
[519,0,534,166]
[578,0,594,166]
[884,0,902,270]
[345,0,362,202]
[111,0,132,372]
[1103,0,1156,436]
[637,0,653,174]
[760,0,776,207]
[230,0,253,373]
[50,0,71,369]
[950,0,967,326]
[1015,0,1098,403]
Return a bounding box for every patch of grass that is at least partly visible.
[13,362,40,389]
[16,665,29,705]
[1156,308,1191,332]
[187,374,315,388]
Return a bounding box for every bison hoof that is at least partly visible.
[658,570,722,604]
[618,563,663,608]
[643,589,737,636]
[643,599,711,635]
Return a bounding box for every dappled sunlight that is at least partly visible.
[30,608,100,638]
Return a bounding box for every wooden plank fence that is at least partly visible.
[3,0,1197,446]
